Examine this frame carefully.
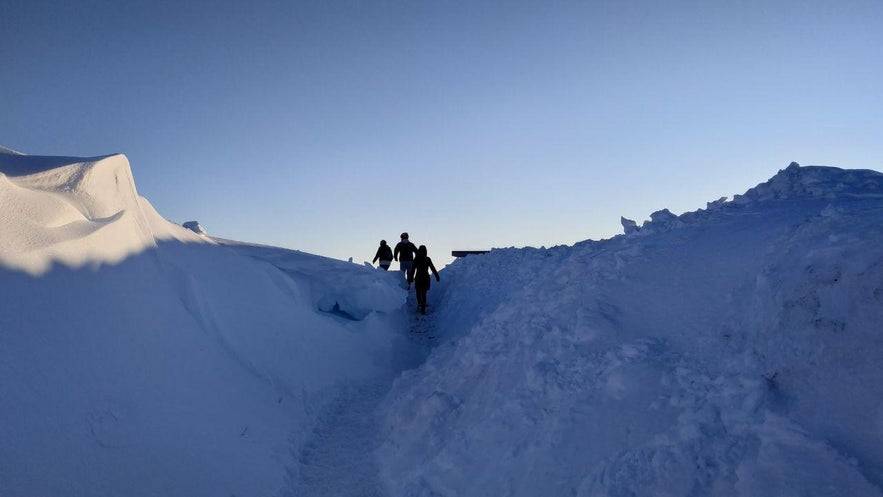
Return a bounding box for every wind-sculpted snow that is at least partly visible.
[378,164,883,496]
[4,150,882,497]
[0,148,201,274]
[215,239,406,320]
[0,149,410,497]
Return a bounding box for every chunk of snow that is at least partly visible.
[183,220,207,235]
[706,196,728,209]
[620,216,639,234]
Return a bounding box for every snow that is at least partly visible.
[377,163,883,497]
[183,220,207,235]
[620,216,639,234]
[0,149,413,496]
[2,150,882,497]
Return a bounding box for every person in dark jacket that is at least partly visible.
[407,245,440,314]
[372,240,393,270]
[394,232,418,277]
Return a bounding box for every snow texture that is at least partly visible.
[2,150,882,497]
[377,163,883,497]
[0,149,412,496]
[183,220,207,235]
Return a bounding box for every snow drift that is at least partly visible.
[377,163,883,496]
[0,148,410,496]
[4,146,883,497]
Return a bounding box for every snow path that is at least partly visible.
[280,289,435,496]
[284,379,391,497]
[208,242,435,496]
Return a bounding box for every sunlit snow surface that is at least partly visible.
[2,148,883,497]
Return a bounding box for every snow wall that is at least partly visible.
[377,163,883,496]
[0,149,410,496]
[3,147,883,497]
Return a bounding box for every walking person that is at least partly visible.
[407,245,440,314]
[372,240,393,270]
[394,232,418,280]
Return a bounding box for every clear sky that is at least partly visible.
[3,0,882,266]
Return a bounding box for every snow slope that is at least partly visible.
[378,163,883,496]
[0,148,411,496]
[4,147,882,497]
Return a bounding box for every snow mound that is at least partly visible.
[621,164,883,236]
[0,149,410,497]
[378,163,883,496]
[735,162,883,202]
[0,151,204,274]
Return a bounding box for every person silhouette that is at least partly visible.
[394,232,418,279]
[407,245,440,314]
[372,240,393,270]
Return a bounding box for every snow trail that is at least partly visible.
[280,287,435,496]
[408,297,440,343]
[284,380,391,497]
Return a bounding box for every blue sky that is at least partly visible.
[3,0,882,265]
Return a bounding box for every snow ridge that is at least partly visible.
[0,149,413,497]
[378,163,883,496]
[736,161,883,202]
[0,151,205,274]
[4,150,882,497]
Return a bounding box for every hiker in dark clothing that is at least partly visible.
[372,240,393,270]
[407,245,440,314]
[394,232,418,277]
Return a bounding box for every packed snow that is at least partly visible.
[2,147,882,497]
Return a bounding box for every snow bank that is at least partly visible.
[5,149,881,497]
[215,239,406,321]
[378,164,883,496]
[0,149,409,496]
